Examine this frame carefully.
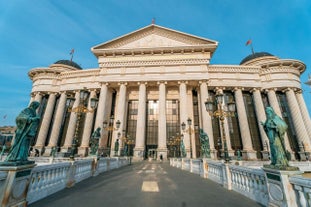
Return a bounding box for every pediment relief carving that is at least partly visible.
[93,25,217,50]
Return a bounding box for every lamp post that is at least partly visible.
[120,131,134,157]
[204,92,236,163]
[66,89,98,161]
[102,116,120,156]
[181,118,194,158]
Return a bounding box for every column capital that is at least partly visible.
[215,87,225,94]
[233,87,244,92]
[296,89,303,94]
[282,87,295,93]
[117,82,128,86]
[47,91,57,95]
[250,88,261,93]
[100,82,109,87]
[198,80,210,85]
[264,88,278,93]
[157,81,167,85]
[137,82,148,86]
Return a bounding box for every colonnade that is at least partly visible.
[31,81,311,160]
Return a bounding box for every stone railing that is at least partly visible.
[289,176,311,207]
[27,162,71,204]
[25,157,129,205]
[170,158,311,206]
[229,165,268,206]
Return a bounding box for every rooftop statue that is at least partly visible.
[0,101,40,166]
[261,106,297,170]
[199,129,211,158]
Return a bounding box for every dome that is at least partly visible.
[54,60,82,69]
[240,52,274,65]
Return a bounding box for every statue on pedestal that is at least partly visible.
[90,127,101,155]
[1,101,40,166]
[199,129,211,158]
[261,107,297,170]
[180,138,186,158]
[114,139,119,156]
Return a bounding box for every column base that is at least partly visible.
[43,146,56,157]
[133,147,145,160]
[298,151,310,161]
[78,147,89,157]
[33,145,44,157]
[261,150,270,161]
[209,149,218,160]
[241,150,257,160]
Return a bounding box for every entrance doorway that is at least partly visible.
[148,149,157,160]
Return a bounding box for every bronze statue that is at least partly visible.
[180,138,186,158]
[90,127,101,155]
[114,139,119,156]
[1,101,40,165]
[261,106,289,168]
[199,129,211,158]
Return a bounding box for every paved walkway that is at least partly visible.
[29,161,264,207]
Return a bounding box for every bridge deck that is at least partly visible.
[29,161,264,207]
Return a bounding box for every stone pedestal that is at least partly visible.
[0,163,36,207]
[262,166,302,207]
[78,147,89,157]
[209,149,218,159]
[242,150,257,160]
[298,152,310,161]
[261,150,270,161]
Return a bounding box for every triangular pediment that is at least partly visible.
[92,24,218,51]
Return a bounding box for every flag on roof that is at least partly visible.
[245,39,252,46]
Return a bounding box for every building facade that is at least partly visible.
[28,24,311,160]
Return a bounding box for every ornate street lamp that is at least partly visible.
[204,92,236,163]
[66,89,98,160]
[102,116,121,156]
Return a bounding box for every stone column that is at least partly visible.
[285,88,311,156]
[34,92,42,103]
[29,92,35,105]
[79,90,97,156]
[296,90,311,139]
[266,88,293,158]
[134,82,147,160]
[62,91,80,152]
[45,92,67,156]
[111,83,127,157]
[251,88,269,159]
[158,81,167,159]
[234,88,256,160]
[34,92,57,154]
[94,83,109,150]
[199,81,216,158]
[179,81,190,157]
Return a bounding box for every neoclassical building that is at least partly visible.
[28,23,311,161]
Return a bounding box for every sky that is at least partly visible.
[0,0,311,126]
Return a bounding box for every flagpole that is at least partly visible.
[250,43,255,55]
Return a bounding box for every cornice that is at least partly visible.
[100,58,209,68]
[208,65,260,73]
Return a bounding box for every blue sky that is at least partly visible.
[0,0,310,126]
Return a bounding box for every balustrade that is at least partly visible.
[290,176,311,206]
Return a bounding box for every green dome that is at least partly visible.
[54,60,82,69]
[240,52,274,65]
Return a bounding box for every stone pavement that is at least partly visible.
[29,161,264,207]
